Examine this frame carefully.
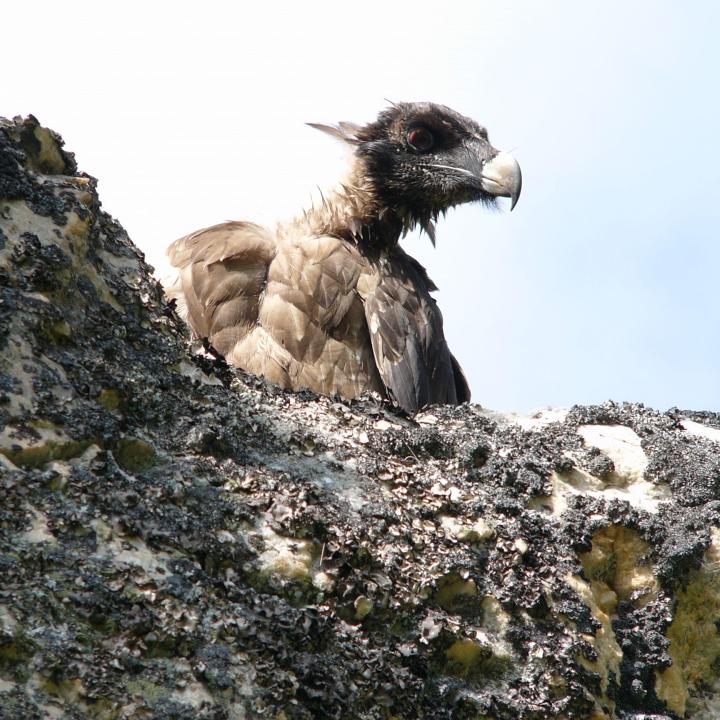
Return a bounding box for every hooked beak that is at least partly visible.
[481,151,522,210]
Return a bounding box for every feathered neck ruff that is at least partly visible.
[282,158,438,252]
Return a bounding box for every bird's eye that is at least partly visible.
[407,127,434,152]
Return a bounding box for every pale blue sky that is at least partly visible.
[6,1,719,411]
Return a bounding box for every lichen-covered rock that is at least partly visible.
[2,116,720,720]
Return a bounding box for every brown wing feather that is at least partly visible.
[255,236,384,398]
[166,221,276,355]
[167,224,384,401]
[361,250,470,414]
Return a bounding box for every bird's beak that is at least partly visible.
[481,151,522,210]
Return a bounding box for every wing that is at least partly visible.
[168,225,384,400]
[166,221,276,356]
[361,250,470,414]
[252,235,384,398]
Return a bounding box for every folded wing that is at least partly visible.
[167,223,384,400]
[166,221,276,355]
[361,250,470,414]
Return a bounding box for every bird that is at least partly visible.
[166,102,521,414]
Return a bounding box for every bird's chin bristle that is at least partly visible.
[420,219,437,247]
[478,196,501,212]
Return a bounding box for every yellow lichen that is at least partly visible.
[97,388,121,411]
[256,525,315,582]
[580,525,657,605]
[125,677,170,704]
[37,675,86,705]
[435,573,477,610]
[0,439,90,469]
[354,595,373,620]
[566,572,622,698]
[566,525,659,715]
[50,320,72,341]
[443,636,512,680]
[656,528,720,717]
[114,438,157,473]
[31,126,67,174]
[31,419,59,430]
[445,638,485,673]
[265,548,313,580]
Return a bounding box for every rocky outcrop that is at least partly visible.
[2,116,720,720]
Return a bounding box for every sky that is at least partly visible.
[5,1,720,413]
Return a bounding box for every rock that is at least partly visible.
[2,115,720,719]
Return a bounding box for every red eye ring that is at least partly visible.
[407,127,434,152]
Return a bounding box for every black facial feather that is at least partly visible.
[353,102,501,232]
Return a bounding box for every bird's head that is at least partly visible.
[309,102,521,241]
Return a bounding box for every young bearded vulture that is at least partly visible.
[166,103,521,414]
